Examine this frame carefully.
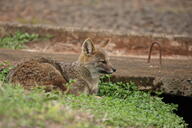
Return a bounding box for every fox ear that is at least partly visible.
[100,39,110,48]
[82,38,95,55]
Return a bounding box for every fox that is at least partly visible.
[7,38,116,95]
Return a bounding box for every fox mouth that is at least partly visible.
[98,70,113,74]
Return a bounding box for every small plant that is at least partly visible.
[98,81,138,99]
[99,74,138,99]
[65,79,77,94]
[0,61,13,82]
[0,32,39,49]
[100,74,112,83]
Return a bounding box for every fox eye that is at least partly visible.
[99,60,107,64]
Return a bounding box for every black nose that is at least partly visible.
[112,68,116,72]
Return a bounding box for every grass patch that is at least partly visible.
[0,66,187,128]
[0,32,53,49]
[0,84,101,128]
[98,80,186,128]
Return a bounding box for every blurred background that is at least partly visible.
[0,0,192,36]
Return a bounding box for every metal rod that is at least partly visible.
[147,42,162,65]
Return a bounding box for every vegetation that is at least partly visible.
[0,32,52,49]
[0,63,187,128]
[0,61,13,82]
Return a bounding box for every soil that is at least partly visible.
[0,23,192,57]
[0,0,192,35]
[0,48,192,97]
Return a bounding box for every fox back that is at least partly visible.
[7,38,116,95]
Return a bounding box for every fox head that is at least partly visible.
[78,38,116,76]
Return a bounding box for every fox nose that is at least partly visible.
[112,68,116,72]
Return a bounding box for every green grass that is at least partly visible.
[0,64,187,128]
[0,61,13,82]
[0,32,52,49]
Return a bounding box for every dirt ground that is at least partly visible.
[0,0,192,35]
[0,48,192,96]
[1,23,192,57]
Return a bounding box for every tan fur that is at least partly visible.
[7,38,116,95]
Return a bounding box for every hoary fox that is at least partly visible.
[7,38,116,95]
